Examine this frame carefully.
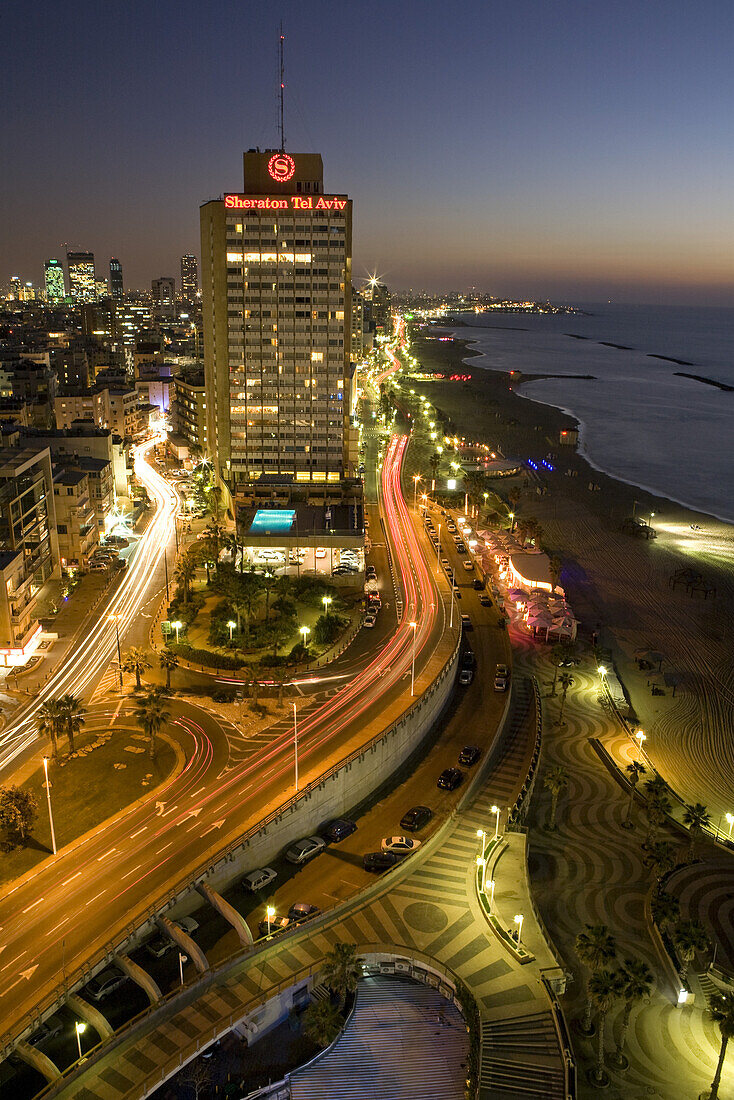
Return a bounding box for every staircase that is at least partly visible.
[479,1011,567,1098]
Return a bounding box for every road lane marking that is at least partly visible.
[97,848,117,861]
[158,842,173,853]
[87,891,106,905]
[130,827,147,839]
[22,898,44,913]
[46,916,71,935]
[61,872,81,886]
[120,865,140,879]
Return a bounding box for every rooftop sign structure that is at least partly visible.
[249,509,296,534]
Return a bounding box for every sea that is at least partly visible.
[447,304,734,523]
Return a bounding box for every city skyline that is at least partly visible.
[3,0,734,304]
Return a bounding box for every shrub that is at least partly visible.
[313,612,347,646]
[168,642,245,670]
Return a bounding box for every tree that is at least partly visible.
[643,839,675,884]
[575,924,616,1033]
[135,688,170,758]
[429,452,440,481]
[57,693,86,754]
[549,642,575,696]
[683,801,711,861]
[178,1054,211,1100]
[644,785,672,847]
[174,553,197,605]
[589,968,623,1084]
[613,957,653,1067]
[321,942,363,1009]
[623,760,646,828]
[707,990,734,1100]
[302,997,343,1048]
[653,890,680,936]
[36,699,64,761]
[543,765,568,830]
[123,647,152,690]
[0,785,38,844]
[159,648,179,690]
[557,672,573,724]
[674,919,708,982]
[262,570,278,622]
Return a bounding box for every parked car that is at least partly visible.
[457,543,467,554]
[241,867,277,893]
[363,850,399,873]
[461,614,473,630]
[284,836,326,865]
[322,819,357,842]
[84,966,130,1003]
[458,667,474,685]
[463,560,474,572]
[367,594,382,610]
[381,835,421,855]
[458,746,481,766]
[400,805,432,831]
[363,612,377,629]
[27,1014,64,1048]
[145,917,200,959]
[479,595,492,607]
[437,768,464,791]
[473,578,484,590]
[494,664,510,692]
[258,914,292,938]
[89,562,108,572]
[288,902,321,923]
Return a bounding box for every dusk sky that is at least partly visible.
[3,0,734,304]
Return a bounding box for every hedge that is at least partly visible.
[167,642,246,670]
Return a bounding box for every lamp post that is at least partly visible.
[322,595,332,618]
[178,952,187,987]
[266,905,275,936]
[163,551,170,603]
[75,1021,86,1061]
[635,729,646,759]
[488,878,496,912]
[173,620,182,643]
[412,473,421,510]
[509,511,515,533]
[299,625,310,651]
[475,855,486,893]
[491,804,501,840]
[436,523,441,574]
[726,812,734,840]
[409,621,417,695]
[293,702,299,790]
[514,913,524,947]
[227,620,236,641]
[476,828,486,855]
[42,756,57,855]
[109,615,123,687]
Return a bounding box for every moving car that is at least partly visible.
[241,867,277,893]
[458,745,481,766]
[284,835,326,865]
[287,902,321,923]
[145,917,200,959]
[322,819,357,842]
[363,612,377,628]
[473,578,484,590]
[458,667,474,685]
[367,594,382,610]
[363,850,399,873]
[494,664,510,692]
[457,543,467,553]
[479,595,492,607]
[381,835,421,855]
[461,614,473,630]
[400,805,432,831]
[463,560,474,572]
[437,768,464,791]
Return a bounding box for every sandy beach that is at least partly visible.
[407,329,734,817]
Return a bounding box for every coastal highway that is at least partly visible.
[0,433,180,776]
[0,430,453,1042]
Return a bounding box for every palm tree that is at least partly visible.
[543,765,568,830]
[36,699,64,761]
[123,647,152,689]
[303,996,343,1048]
[589,968,623,1084]
[321,942,363,1010]
[557,672,573,725]
[549,641,576,696]
[575,924,616,1033]
[675,919,708,982]
[135,688,170,758]
[707,990,734,1100]
[57,693,86,755]
[159,648,179,690]
[174,553,196,605]
[612,957,653,1067]
[644,787,672,847]
[623,760,646,828]
[653,890,680,936]
[262,571,278,622]
[429,452,440,481]
[643,839,675,884]
[683,801,711,861]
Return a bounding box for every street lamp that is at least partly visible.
[487,878,496,912]
[475,855,486,893]
[491,804,501,840]
[299,625,311,649]
[514,913,524,947]
[293,702,299,790]
[322,595,332,617]
[266,905,275,936]
[726,812,734,840]
[436,523,441,574]
[227,619,236,641]
[75,1021,86,1061]
[509,511,515,532]
[173,620,183,643]
[42,757,57,856]
[476,828,486,854]
[635,730,646,759]
[412,473,421,509]
[109,614,123,687]
[409,620,417,695]
[178,952,187,987]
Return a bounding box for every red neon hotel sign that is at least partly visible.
[225,195,347,211]
[268,153,295,182]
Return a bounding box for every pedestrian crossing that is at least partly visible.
[90,664,121,702]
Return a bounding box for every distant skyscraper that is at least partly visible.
[151,277,176,319]
[95,278,108,300]
[109,258,124,300]
[44,260,66,302]
[180,254,198,304]
[66,251,96,303]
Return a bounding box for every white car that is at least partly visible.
[463,560,474,571]
[380,835,422,856]
[285,836,326,865]
[241,867,277,893]
[363,612,377,629]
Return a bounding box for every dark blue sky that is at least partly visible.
[3,0,734,303]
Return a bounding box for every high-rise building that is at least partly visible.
[44,259,66,302]
[200,149,355,490]
[95,278,108,300]
[362,277,391,335]
[180,254,198,303]
[66,251,96,303]
[109,258,124,300]
[151,277,176,319]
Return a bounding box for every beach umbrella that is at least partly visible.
[508,587,529,601]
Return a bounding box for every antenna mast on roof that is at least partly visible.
[279,26,285,151]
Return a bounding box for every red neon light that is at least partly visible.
[268,153,295,182]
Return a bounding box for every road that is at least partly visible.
[0,428,454,1043]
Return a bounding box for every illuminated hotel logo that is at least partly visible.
[268,153,295,182]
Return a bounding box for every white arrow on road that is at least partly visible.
[201,819,226,836]
[155,801,165,815]
[4,964,39,994]
[182,808,202,821]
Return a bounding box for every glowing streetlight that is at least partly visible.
[487,878,496,912]
[475,855,486,893]
[299,625,311,648]
[476,827,486,854]
[75,1021,86,1061]
[436,523,441,575]
[635,730,646,759]
[491,804,501,840]
[412,473,422,510]
[409,620,418,695]
[227,619,236,641]
[178,952,187,987]
[266,905,275,936]
[509,511,515,532]
[514,913,524,947]
[42,756,57,856]
[726,812,734,839]
[322,595,332,617]
[173,620,183,643]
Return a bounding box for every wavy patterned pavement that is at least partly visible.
[520,648,732,1099]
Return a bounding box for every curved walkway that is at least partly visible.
[290,975,468,1099]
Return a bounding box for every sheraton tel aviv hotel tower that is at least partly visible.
[200,151,363,556]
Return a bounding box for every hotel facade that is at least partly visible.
[200,150,358,497]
